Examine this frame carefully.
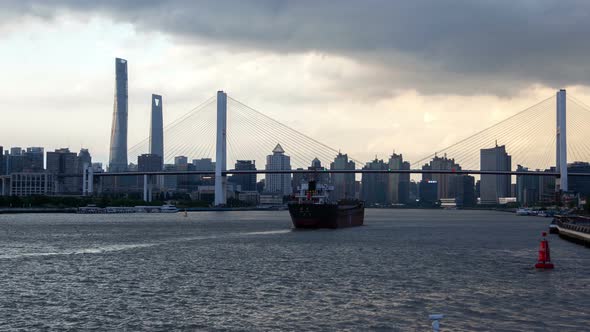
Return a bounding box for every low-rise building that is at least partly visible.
[259,193,284,206]
[238,191,260,205]
[1,173,56,196]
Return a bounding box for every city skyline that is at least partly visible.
[3,139,590,206]
[3,2,590,165]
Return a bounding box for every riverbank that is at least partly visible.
[0,206,518,214]
[0,208,77,214]
[0,206,284,214]
[555,216,590,247]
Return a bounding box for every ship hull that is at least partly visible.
[288,202,365,229]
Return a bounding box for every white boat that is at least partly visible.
[516,208,532,216]
[160,204,179,213]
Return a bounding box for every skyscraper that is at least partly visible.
[109,57,129,172]
[330,153,355,200]
[138,154,163,172]
[399,161,411,204]
[264,144,292,195]
[387,153,410,204]
[480,144,512,204]
[150,94,164,163]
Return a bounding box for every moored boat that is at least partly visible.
[160,204,179,213]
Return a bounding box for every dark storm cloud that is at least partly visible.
[4,0,590,95]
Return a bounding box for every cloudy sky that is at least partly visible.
[2,0,590,165]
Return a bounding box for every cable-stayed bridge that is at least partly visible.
[86,90,590,204]
[126,96,365,171]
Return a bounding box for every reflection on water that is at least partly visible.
[0,210,589,331]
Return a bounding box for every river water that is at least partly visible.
[0,209,588,331]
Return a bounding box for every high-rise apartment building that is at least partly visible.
[24,147,44,171]
[47,148,79,194]
[361,158,388,205]
[293,158,329,193]
[422,155,462,199]
[109,58,129,172]
[231,160,257,191]
[330,153,355,200]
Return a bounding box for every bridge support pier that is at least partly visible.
[88,168,93,195]
[82,165,88,196]
[143,174,149,202]
[148,177,153,202]
[214,91,228,206]
[82,165,87,196]
[82,164,94,196]
[556,89,568,193]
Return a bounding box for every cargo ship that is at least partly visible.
[288,181,365,229]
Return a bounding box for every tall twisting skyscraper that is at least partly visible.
[149,94,164,165]
[109,58,128,172]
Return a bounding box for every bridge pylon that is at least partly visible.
[215,91,228,206]
[556,89,568,193]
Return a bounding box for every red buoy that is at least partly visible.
[535,232,554,269]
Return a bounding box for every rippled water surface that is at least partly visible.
[0,210,589,331]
